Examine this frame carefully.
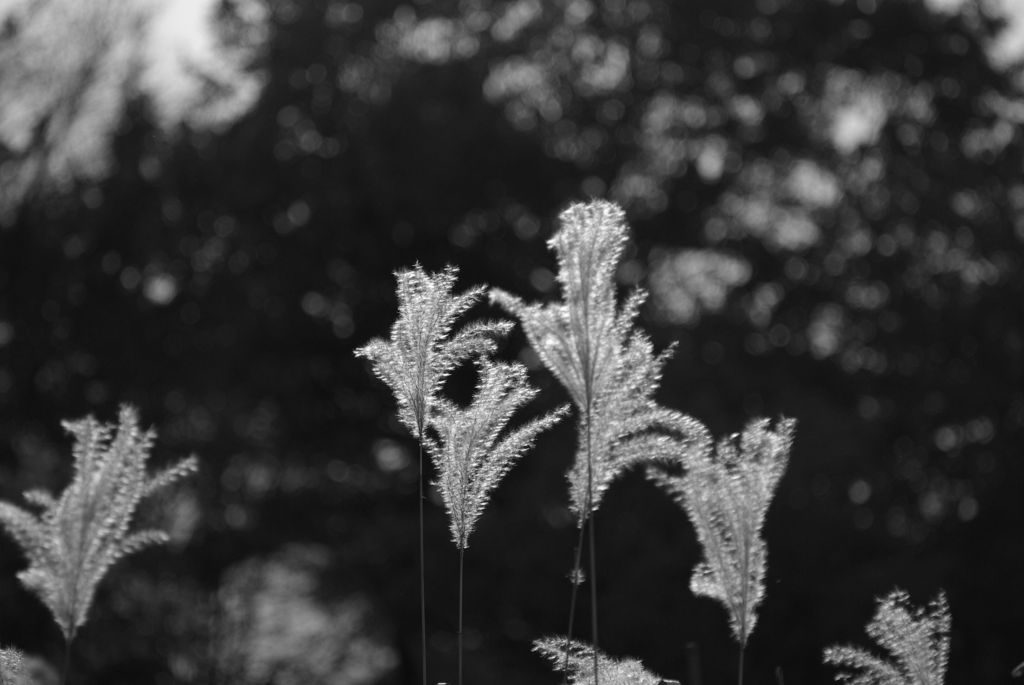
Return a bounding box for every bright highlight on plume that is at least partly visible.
[355,264,512,437]
[0,405,198,641]
[649,417,795,646]
[427,359,567,549]
[824,589,950,685]
[493,200,709,523]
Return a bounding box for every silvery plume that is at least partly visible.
[649,417,795,647]
[533,637,665,685]
[824,589,950,685]
[426,358,567,549]
[492,200,709,523]
[0,405,198,641]
[356,264,513,437]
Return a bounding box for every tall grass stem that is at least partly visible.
[686,642,702,685]
[584,403,599,685]
[588,511,599,685]
[458,546,464,685]
[61,637,72,685]
[418,434,427,685]
[562,524,586,684]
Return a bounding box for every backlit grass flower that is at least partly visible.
[427,359,567,549]
[0,405,197,641]
[533,637,664,685]
[356,264,512,437]
[649,417,795,647]
[824,589,950,685]
[493,201,709,523]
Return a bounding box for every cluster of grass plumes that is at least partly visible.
[358,199,956,685]
[354,265,521,685]
[0,405,197,683]
[493,201,710,683]
[0,204,957,685]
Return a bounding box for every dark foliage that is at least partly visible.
[1,0,1022,683]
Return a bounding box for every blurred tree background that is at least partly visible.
[1,0,1023,683]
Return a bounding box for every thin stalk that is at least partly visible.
[563,266,599,685]
[562,524,586,685]
[577,234,599,685]
[686,642,702,685]
[458,546,464,685]
[563,402,599,685]
[561,409,600,685]
[588,510,599,685]
[584,402,598,685]
[738,527,751,685]
[61,636,73,685]
[417,432,428,685]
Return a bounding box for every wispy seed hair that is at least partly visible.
[0,405,197,641]
[356,263,512,436]
[533,637,664,685]
[493,200,710,523]
[648,417,795,646]
[492,201,628,410]
[824,589,950,685]
[427,358,567,549]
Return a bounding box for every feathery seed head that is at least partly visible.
[492,200,629,409]
[824,589,950,685]
[649,417,795,645]
[427,358,567,549]
[563,341,710,521]
[533,637,664,685]
[0,405,198,641]
[355,263,512,436]
[493,200,711,525]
